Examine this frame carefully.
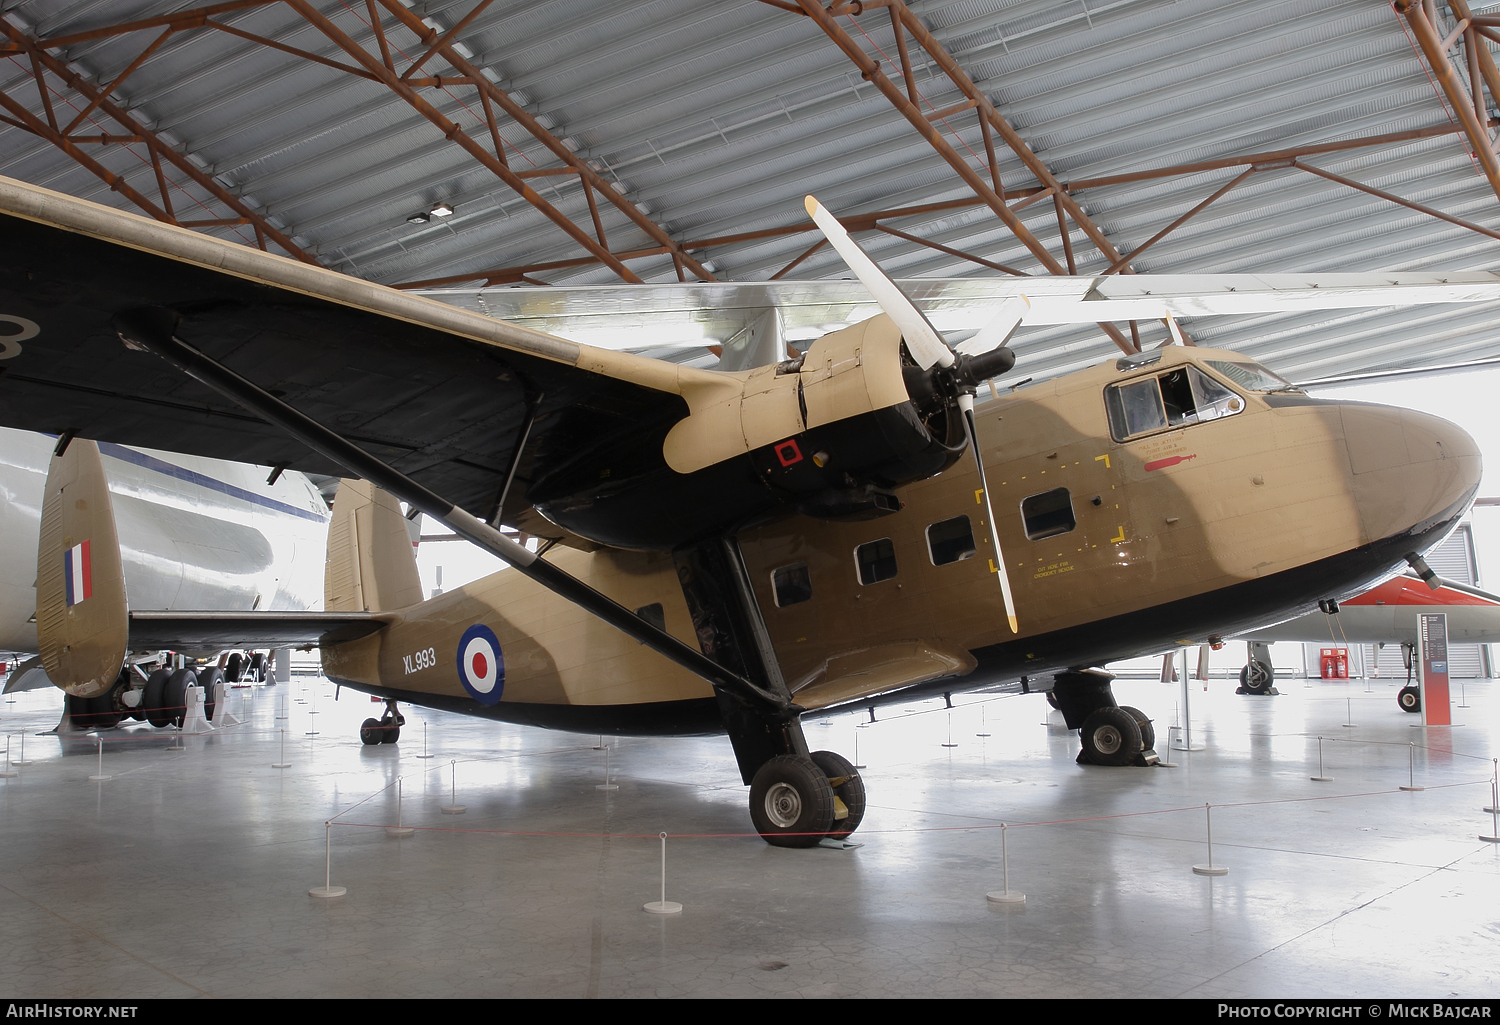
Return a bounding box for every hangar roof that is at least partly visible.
[3,0,1500,384]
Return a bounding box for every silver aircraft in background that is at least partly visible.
[0,427,330,716]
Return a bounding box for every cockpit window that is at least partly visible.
[1206,359,1296,393]
[1105,365,1245,441]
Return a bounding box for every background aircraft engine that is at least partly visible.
[529,314,999,549]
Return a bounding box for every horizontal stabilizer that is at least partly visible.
[127,611,385,649]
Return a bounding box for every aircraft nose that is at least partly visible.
[1340,403,1481,545]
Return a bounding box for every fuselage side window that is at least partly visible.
[855,538,898,585]
[927,515,976,566]
[772,563,812,607]
[1022,488,1076,541]
[1106,377,1167,439]
[1188,366,1244,421]
[1105,364,1245,441]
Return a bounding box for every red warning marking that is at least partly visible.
[1144,454,1197,472]
[775,439,803,467]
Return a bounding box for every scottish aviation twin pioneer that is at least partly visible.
[0,176,1482,845]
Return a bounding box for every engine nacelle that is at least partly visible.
[530,316,971,549]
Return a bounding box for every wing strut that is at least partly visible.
[110,307,788,714]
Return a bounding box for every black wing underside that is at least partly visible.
[0,206,684,534]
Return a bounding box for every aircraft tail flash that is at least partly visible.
[325,478,424,613]
[36,438,128,698]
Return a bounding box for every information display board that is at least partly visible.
[1418,612,1452,727]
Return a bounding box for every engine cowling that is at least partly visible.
[529,315,1002,549]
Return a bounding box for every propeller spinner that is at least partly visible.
[803,196,1024,633]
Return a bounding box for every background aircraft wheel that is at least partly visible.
[143,669,172,728]
[1117,705,1155,750]
[197,667,225,719]
[749,755,836,848]
[1079,707,1143,767]
[67,693,104,729]
[163,669,197,729]
[810,750,866,839]
[1239,660,1273,694]
[359,718,384,745]
[224,653,244,683]
[1398,685,1421,713]
[248,652,265,682]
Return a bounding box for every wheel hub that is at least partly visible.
[1092,725,1122,755]
[764,782,803,828]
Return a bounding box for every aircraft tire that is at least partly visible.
[66,693,101,729]
[248,653,265,683]
[359,718,384,745]
[382,724,401,744]
[749,755,836,848]
[164,669,197,729]
[224,653,244,683]
[1239,660,1273,695]
[1045,690,1060,710]
[143,669,173,728]
[198,667,225,720]
[810,750,866,839]
[1398,685,1421,714]
[1079,707,1143,767]
[1117,705,1155,750]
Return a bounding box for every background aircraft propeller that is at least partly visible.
[804,195,1022,633]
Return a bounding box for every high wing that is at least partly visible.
[418,273,1500,353]
[8,171,1500,556]
[0,175,706,548]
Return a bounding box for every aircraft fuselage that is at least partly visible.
[321,344,1480,730]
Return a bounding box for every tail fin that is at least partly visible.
[324,478,423,613]
[36,439,127,697]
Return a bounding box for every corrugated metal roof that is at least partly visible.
[2,0,1500,384]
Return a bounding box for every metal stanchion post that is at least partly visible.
[643,832,682,914]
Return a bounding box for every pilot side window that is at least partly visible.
[1022,488,1076,541]
[927,516,976,566]
[1105,366,1245,442]
[855,538,897,584]
[772,563,812,608]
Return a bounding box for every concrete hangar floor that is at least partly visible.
[0,672,1496,1000]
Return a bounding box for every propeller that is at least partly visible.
[804,195,1023,633]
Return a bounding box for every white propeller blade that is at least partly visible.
[960,394,1019,634]
[956,295,1030,356]
[1164,313,1187,345]
[805,194,1019,635]
[803,195,953,370]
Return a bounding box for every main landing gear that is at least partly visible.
[1048,668,1159,767]
[748,750,866,848]
[360,700,405,745]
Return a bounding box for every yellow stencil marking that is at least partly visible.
[1095,454,1111,468]
[974,488,985,505]
[1110,526,1126,544]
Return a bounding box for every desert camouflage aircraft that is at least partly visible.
[0,176,1484,845]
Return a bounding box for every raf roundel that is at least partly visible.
[456,624,505,705]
